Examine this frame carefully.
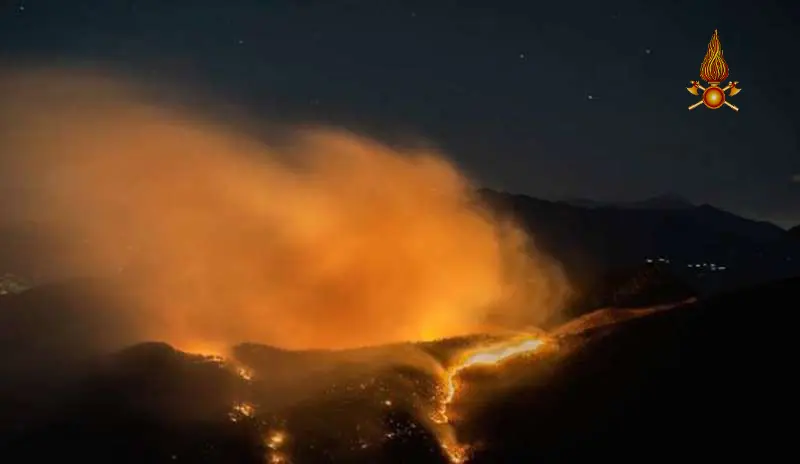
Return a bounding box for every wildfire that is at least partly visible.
[235,365,255,381]
[265,429,289,464]
[430,334,550,463]
[180,344,255,381]
[183,348,290,463]
[229,401,256,422]
[266,430,286,448]
[181,335,551,464]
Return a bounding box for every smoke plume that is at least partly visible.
[0,67,571,351]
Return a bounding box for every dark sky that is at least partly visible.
[1,0,799,227]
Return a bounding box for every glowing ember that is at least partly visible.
[265,430,289,464]
[430,335,549,463]
[439,440,470,464]
[181,345,254,382]
[180,347,291,463]
[229,401,256,422]
[235,365,254,381]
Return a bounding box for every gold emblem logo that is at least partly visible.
[686,30,741,111]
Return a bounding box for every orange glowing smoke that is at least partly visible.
[699,29,729,83]
[0,67,571,352]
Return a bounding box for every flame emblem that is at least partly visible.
[685,30,742,111]
[700,29,729,84]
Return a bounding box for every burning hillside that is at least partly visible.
[2,279,786,463]
[173,331,555,464]
[0,326,561,463]
[191,332,557,463]
[185,302,689,464]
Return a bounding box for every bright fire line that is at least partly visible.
[431,335,549,463]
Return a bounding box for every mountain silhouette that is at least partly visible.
[478,189,800,301]
[570,262,696,316]
[564,192,695,210]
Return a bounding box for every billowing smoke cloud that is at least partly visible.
[0,67,571,352]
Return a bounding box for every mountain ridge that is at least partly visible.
[477,188,800,299]
[563,192,696,211]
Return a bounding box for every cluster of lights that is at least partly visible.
[687,263,727,271]
[644,258,728,271]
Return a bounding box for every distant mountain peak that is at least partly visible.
[562,197,608,208]
[626,193,695,210]
[562,193,695,210]
[789,225,800,238]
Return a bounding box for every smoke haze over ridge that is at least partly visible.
[0,67,571,352]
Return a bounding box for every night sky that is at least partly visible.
[1,0,798,227]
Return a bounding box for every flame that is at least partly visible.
[235,365,255,381]
[430,334,549,463]
[185,349,289,463]
[265,430,289,464]
[229,401,256,422]
[699,29,729,83]
[178,343,254,381]
[197,350,288,463]
[179,347,260,423]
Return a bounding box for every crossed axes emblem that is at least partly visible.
[686,80,741,112]
[687,30,742,112]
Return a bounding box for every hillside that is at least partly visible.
[466,276,797,461]
[1,277,795,462]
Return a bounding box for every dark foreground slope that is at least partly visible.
[467,277,797,462]
[1,277,796,462]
